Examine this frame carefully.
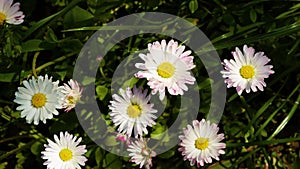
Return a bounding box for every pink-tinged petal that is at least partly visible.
[221,45,274,95]
[109,86,158,138]
[135,39,196,99]
[127,138,156,169]
[6,2,20,15]
[236,86,243,95]
[243,45,255,64]
[0,0,24,25]
[2,0,13,13]
[178,119,226,167]
[60,79,82,112]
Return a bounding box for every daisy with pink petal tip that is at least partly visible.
[61,79,83,112]
[127,138,156,169]
[178,119,226,168]
[221,45,274,95]
[109,86,157,138]
[135,39,196,100]
[0,0,25,25]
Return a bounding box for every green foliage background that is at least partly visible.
[0,0,300,168]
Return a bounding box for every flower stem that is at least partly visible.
[0,135,33,144]
[32,52,40,78]
[34,52,77,73]
[0,140,36,161]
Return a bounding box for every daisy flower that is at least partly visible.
[178,119,226,167]
[135,39,196,100]
[0,0,24,25]
[60,79,82,112]
[109,86,157,138]
[221,45,274,95]
[127,138,156,169]
[41,131,87,169]
[14,75,63,125]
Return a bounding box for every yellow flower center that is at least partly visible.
[0,12,6,25]
[195,137,209,150]
[31,93,47,108]
[59,148,73,161]
[67,96,75,104]
[157,62,175,78]
[240,65,255,79]
[127,104,142,118]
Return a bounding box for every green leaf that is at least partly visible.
[82,76,95,85]
[95,147,103,166]
[103,153,122,169]
[150,123,168,140]
[122,77,139,89]
[223,13,235,26]
[0,162,8,169]
[197,78,211,90]
[55,71,67,80]
[22,0,82,40]
[11,111,20,118]
[104,135,118,146]
[30,141,42,156]
[158,149,175,159]
[15,152,25,169]
[44,27,59,43]
[96,85,108,100]
[189,0,198,14]
[64,6,94,27]
[0,72,16,82]
[250,8,257,23]
[260,129,267,137]
[244,126,254,142]
[21,39,42,52]
[58,39,83,52]
[21,39,55,52]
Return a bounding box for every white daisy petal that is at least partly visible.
[134,39,196,100]
[109,86,158,138]
[127,138,156,169]
[0,0,24,25]
[60,79,82,112]
[178,119,226,167]
[14,74,64,125]
[221,45,274,95]
[41,132,87,169]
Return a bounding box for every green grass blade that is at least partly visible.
[227,137,300,148]
[210,22,264,44]
[250,83,285,126]
[214,21,300,50]
[268,92,300,140]
[254,83,300,138]
[22,0,82,40]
